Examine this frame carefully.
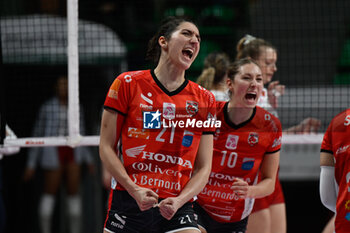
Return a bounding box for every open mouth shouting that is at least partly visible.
[245,92,258,105]
[182,48,194,60]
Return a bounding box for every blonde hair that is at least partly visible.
[196,52,230,90]
[236,35,276,60]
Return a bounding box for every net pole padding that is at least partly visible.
[4,136,100,147]
[67,0,81,147]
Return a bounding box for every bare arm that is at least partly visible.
[99,109,158,210]
[284,117,321,134]
[158,134,213,220]
[232,151,280,199]
[320,152,335,167]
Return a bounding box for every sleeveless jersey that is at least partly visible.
[104,70,216,199]
[196,102,282,222]
[321,108,350,233]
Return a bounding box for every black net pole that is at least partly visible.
[0,26,5,145]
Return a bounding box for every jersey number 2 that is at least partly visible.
[156,127,175,143]
[179,215,192,224]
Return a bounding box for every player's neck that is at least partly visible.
[154,65,185,92]
[227,102,254,125]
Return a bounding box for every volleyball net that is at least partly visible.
[0,0,127,148]
[1,0,350,149]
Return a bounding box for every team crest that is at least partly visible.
[225,134,239,150]
[248,132,259,146]
[186,100,198,116]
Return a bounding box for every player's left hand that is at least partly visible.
[231,178,249,199]
[267,81,285,109]
[158,197,181,220]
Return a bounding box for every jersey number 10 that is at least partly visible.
[220,151,238,168]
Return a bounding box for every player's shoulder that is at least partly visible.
[215,101,227,111]
[330,108,350,128]
[116,70,151,82]
[187,80,216,102]
[255,106,279,120]
[255,106,282,130]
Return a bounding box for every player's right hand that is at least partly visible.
[231,178,249,199]
[131,187,159,211]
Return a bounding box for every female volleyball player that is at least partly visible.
[100,16,215,233]
[194,58,282,233]
[320,108,350,233]
[236,35,321,233]
[236,36,286,233]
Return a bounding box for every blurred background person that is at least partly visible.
[23,75,94,233]
[196,52,231,101]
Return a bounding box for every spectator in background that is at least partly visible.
[320,108,350,233]
[196,52,231,101]
[0,125,20,232]
[23,75,94,233]
[236,35,321,233]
